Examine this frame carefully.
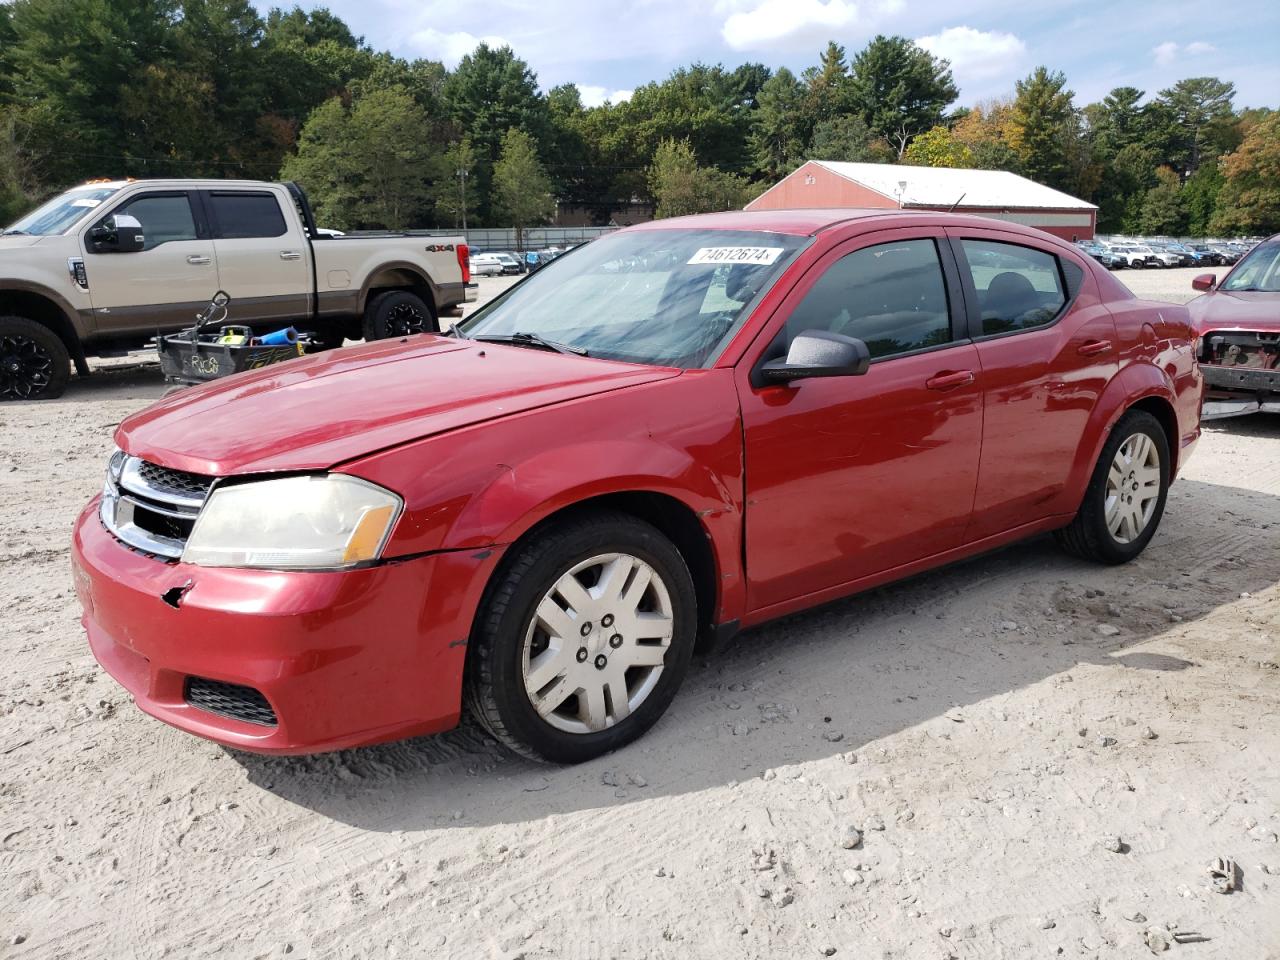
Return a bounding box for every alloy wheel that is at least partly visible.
[0,333,54,400]
[387,302,427,335]
[522,552,674,734]
[1105,432,1161,544]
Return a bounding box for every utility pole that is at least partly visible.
[457,168,469,234]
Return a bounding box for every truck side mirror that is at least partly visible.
[90,214,145,253]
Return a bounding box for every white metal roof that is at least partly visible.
[811,160,1097,211]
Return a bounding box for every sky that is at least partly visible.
[282,0,1280,110]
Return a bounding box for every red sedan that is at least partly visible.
[72,210,1203,762]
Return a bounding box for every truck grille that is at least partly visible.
[184,677,278,726]
[100,455,214,560]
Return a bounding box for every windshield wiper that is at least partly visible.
[444,322,468,339]
[1,228,28,236]
[473,332,588,356]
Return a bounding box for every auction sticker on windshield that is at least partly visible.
[687,246,784,266]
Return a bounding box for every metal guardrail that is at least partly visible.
[463,227,618,252]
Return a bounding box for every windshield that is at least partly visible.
[4,185,122,236]
[1220,240,1280,292]
[460,228,807,368]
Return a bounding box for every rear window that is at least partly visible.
[959,240,1067,336]
[207,193,287,239]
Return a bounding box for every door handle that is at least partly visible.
[279,250,302,260]
[186,255,211,265]
[925,370,975,391]
[1077,339,1112,356]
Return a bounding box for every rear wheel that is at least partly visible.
[362,290,434,341]
[0,316,70,401]
[1055,409,1170,564]
[466,512,697,763]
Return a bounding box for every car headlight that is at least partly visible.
[182,474,402,570]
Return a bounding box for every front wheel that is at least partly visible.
[465,512,698,763]
[1055,409,1170,564]
[0,316,71,401]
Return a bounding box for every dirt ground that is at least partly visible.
[2,270,1279,959]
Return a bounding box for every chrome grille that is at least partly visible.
[101,455,214,559]
[136,460,214,500]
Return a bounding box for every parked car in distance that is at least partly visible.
[490,252,524,275]
[470,253,505,276]
[1146,243,1186,268]
[1188,233,1280,419]
[1186,243,1224,266]
[72,209,1202,763]
[0,179,473,399]
[1208,243,1241,265]
[1109,243,1151,269]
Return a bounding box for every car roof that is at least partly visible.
[625,208,1072,240]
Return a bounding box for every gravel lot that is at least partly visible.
[2,269,1278,959]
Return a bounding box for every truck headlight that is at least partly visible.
[182,474,402,570]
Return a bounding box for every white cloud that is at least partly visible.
[578,86,634,108]
[915,26,1026,79]
[1152,41,1179,65]
[720,0,859,52]
[1152,40,1216,66]
[407,28,510,67]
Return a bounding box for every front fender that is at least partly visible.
[344,370,747,617]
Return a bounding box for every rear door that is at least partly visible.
[203,189,311,326]
[945,228,1119,541]
[736,228,983,613]
[81,189,217,333]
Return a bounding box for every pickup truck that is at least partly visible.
[1,178,473,399]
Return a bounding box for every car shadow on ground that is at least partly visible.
[229,474,1280,832]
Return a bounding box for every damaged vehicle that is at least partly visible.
[1189,234,1280,420]
[72,210,1202,763]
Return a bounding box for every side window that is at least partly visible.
[111,194,197,250]
[207,193,288,239]
[783,238,952,360]
[960,239,1066,336]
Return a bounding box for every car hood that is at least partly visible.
[119,335,681,476]
[0,234,46,250]
[1188,289,1280,334]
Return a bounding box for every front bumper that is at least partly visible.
[71,497,496,754]
[1201,362,1280,396]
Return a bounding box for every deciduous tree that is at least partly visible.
[1211,112,1280,234]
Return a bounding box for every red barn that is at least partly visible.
[746,160,1097,241]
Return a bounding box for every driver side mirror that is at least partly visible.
[758,330,871,386]
[89,214,145,253]
[1191,273,1216,291]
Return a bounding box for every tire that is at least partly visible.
[1055,409,1170,564]
[465,511,698,763]
[361,290,434,341]
[0,315,71,401]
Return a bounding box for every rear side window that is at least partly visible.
[960,240,1066,336]
[783,238,951,360]
[112,194,197,250]
[208,193,287,239]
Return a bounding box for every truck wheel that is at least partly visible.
[1054,409,1170,565]
[0,316,71,401]
[362,290,434,341]
[465,511,698,763]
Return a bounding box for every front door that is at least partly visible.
[81,190,218,334]
[737,229,984,614]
